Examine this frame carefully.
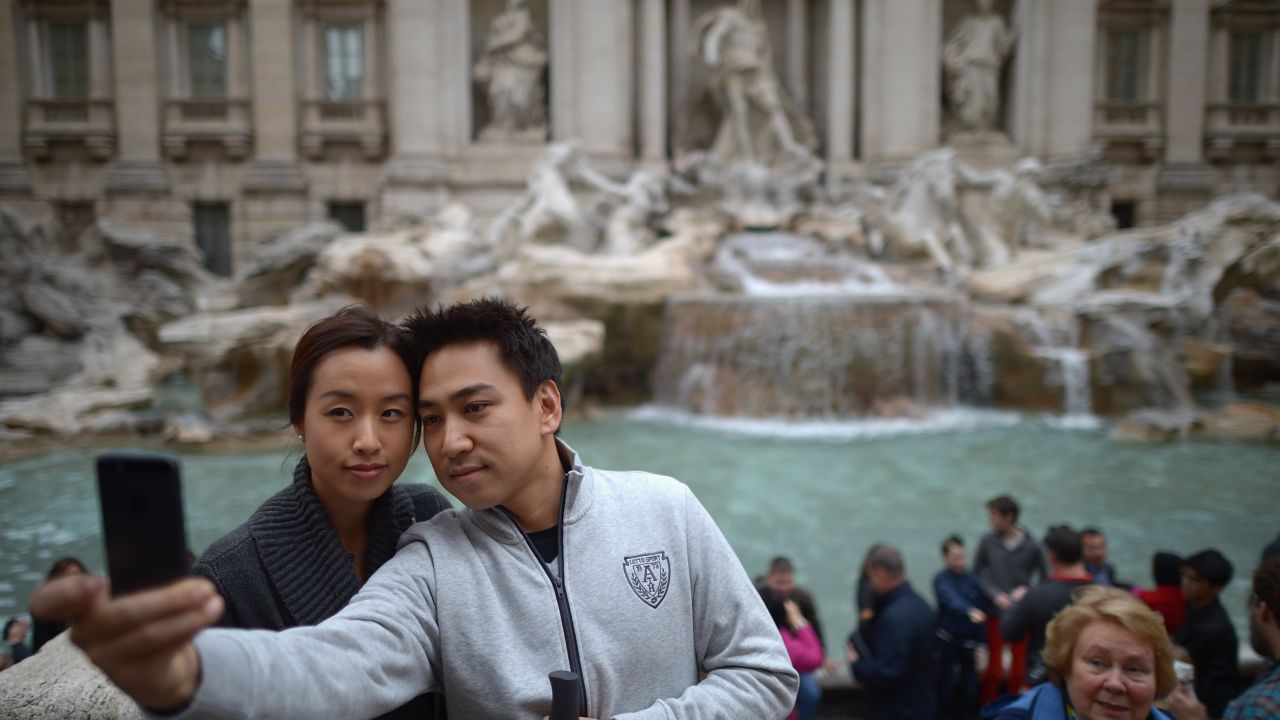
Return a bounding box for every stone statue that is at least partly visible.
[473,0,549,143]
[943,0,1015,133]
[689,0,817,168]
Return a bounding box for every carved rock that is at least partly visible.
[0,632,145,720]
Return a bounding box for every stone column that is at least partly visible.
[0,3,31,192]
[825,0,856,169]
[105,0,168,191]
[669,0,692,136]
[786,0,807,110]
[1011,0,1098,160]
[380,0,468,220]
[1163,0,1212,166]
[550,0,633,162]
[860,0,942,163]
[638,0,668,164]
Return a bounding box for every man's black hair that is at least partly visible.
[768,556,794,575]
[986,495,1019,521]
[1255,556,1280,619]
[1043,525,1083,566]
[401,297,563,401]
[1184,549,1234,588]
[1081,527,1104,538]
[1152,551,1184,587]
[941,534,965,555]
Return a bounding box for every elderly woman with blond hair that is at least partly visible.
[983,586,1177,720]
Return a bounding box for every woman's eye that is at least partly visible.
[383,408,405,419]
[422,415,441,426]
[328,407,352,418]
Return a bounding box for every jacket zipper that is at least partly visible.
[500,476,589,717]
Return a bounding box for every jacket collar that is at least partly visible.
[248,456,416,626]
[467,438,593,544]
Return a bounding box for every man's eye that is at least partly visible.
[465,402,489,414]
[422,415,441,426]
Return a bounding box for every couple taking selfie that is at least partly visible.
[31,298,799,719]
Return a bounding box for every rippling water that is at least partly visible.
[1,410,1275,658]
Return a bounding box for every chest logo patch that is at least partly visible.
[623,551,671,609]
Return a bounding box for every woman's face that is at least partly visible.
[295,346,415,512]
[1064,620,1158,720]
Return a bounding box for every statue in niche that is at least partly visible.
[688,0,817,169]
[677,0,820,228]
[473,0,549,143]
[942,0,1015,134]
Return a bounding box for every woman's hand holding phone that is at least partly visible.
[29,573,221,712]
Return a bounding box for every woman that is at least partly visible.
[1132,551,1186,637]
[192,305,451,719]
[983,586,1176,720]
[759,586,824,720]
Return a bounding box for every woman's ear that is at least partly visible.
[293,422,304,442]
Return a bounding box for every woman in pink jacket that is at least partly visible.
[760,586,825,720]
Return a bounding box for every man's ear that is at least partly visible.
[1261,599,1275,628]
[535,380,563,435]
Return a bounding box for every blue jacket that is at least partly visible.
[934,568,990,644]
[981,682,1173,720]
[851,582,938,720]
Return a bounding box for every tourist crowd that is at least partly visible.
[759,495,1280,719]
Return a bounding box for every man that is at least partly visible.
[1175,549,1246,718]
[934,535,990,720]
[846,545,938,720]
[974,495,1047,700]
[1000,525,1093,687]
[31,298,797,719]
[761,556,825,720]
[1167,555,1280,719]
[1081,527,1118,587]
[3,615,31,665]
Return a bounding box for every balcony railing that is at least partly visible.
[162,98,252,159]
[1093,101,1165,159]
[300,99,386,159]
[23,98,116,160]
[1206,103,1280,161]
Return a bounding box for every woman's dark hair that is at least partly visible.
[45,557,87,580]
[758,586,787,629]
[288,305,420,447]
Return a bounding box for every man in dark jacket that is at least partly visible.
[1175,549,1245,717]
[935,535,991,720]
[848,545,938,720]
[1000,525,1093,687]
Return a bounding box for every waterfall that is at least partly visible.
[654,296,964,418]
[1017,309,1094,417]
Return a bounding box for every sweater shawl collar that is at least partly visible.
[467,439,593,544]
[247,456,417,626]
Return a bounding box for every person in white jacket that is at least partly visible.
[31,297,798,720]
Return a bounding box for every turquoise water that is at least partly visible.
[1,410,1275,658]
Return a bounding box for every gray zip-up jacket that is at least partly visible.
[167,443,798,719]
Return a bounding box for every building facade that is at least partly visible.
[1,0,1277,277]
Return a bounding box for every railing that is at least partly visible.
[24,99,117,159]
[300,99,386,158]
[1094,101,1164,136]
[162,99,252,159]
[1206,103,1280,132]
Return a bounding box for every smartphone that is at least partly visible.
[96,453,190,597]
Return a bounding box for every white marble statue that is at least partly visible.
[690,0,816,168]
[960,158,1056,266]
[473,0,549,142]
[943,0,1015,133]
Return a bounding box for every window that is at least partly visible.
[1228,32,1265,104]
[324,25,363,101]
[49,23,88,99]
[1106,30,1145,102]
[194,202,232,276]
[187,23,227,99]
[328,201,366,232]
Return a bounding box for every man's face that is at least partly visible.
[945,544,968,574]
[766,571,796,597]
[418,341,561,513]
[988,510,1014,535]
[1180,567,1217,606]
[1083,533,1108,567]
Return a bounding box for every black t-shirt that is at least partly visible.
[528,526,559,564]
[1174,597,1244,717]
